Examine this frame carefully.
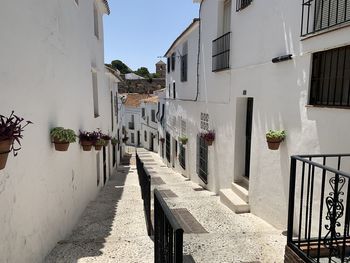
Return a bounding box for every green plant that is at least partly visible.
[266,130,286,141]
[95,139,107,146]
[178,136,188,145]
[111,137,119,145]
[51,127,76,143]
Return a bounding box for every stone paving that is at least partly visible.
[45,147,286,263]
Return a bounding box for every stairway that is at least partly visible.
[219,181,250,214]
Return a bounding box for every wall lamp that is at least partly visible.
[272,54,293,63]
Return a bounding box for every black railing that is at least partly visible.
[287,154,350,263]
[154,189,184,263]
[136,151,153,236]
[129,122,135,130]
[301,0,350,36]
[212,32,231,72]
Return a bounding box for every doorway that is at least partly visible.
[150,132,154,152]
[137,131,140,146]
[103,146,107,185]
[244,98,254,179]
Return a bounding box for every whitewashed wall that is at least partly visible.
[164,0,350,229]
[122,106,141,146]
[0,1,116,262]
[140,102,159,152]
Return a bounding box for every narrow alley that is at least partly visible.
[45,147,285,263]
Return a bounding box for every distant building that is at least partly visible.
[156,60,166,78]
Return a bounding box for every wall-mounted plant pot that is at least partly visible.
[53,140,70,152]
[266,138,282,150]
[206,140,214,146]
[94,145,102,151]
[81,141,93,151]
[0,139,12,170]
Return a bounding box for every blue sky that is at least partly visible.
[103,0,199,73]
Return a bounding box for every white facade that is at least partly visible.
[140,98,159,153]
[162,0,350,230]
[0,1,117,262]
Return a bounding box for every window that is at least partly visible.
[309,45,350,107]
[201,113,209,131]
[301,0,350,36]
[168,84,171,97]
[151,110,156,122]
[131,133,135,144]
[236,0,253,12]
[223,0,232,34]
[173,82,176,99]
[142,108,145,118]
[144,130,147,142]
[111,92,114,131]
[197,135,208,183]
[181,42,188,82]
[92,70,99,118]
[179,144,186,170]
[166,132,171,162]
[94,4,99,38]
[171,53,176,71]
[167,57,171,73]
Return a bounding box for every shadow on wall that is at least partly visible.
[44,154,133,262]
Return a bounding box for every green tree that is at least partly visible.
[110,60,132,74]
[134,67,150,78]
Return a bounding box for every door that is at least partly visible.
[103,146,107,185]
[244,98,254,179]
[150,132,154,151]
[137,131,140,146]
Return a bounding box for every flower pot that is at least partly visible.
[206,140,213,146]
[266,138,282,150]
[0,139,13,170]
[52,138,70,152]
[81,140,93,151]
[94,145,102,151]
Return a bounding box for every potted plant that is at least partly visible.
[79,131,97,151]
[0,111,32,170]
[111,137,119,146]
[178,136,188,145]
[50,127,76,151]
[201,130,215,146]
[94,139,107,151]
[266,130,286,150]
[101,133,111,145]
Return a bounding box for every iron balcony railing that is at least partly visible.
[212,32,231,72]
[154,189,184,263]
[301,0,350,36]
[136,151,153,236]
[287,154,350,263]
[128,122,135,130]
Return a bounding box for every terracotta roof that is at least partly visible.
[164,18,199,57]
[122,94,152,108]
[141,96,159,104]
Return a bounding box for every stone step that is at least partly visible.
[231,182,249,203]
[219,189,250,214]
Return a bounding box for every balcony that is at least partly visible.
[212,32,231,72]
[301,0,350,36]
[287,154,350,263]
[128,122,135,130]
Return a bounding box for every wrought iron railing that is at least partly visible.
[212,32,231,72]
[301,0,350,36]
[136,151,153,236]
[154,189,184,263]
[287,154,350,263]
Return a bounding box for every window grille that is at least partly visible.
[179,145,186,170]
[197,135,208,183]
[236,0,253,11]
[166,132,171,162]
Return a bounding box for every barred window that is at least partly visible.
[167,57,170,73]
[236,0,253,11]
[310,45,350,107]
[151,110,156,122]
[171,53,176,71]
[181,42,188,82]
[179,144,186,170]
[166,132,171,162]
[144,131,147,142]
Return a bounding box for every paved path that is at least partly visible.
[45,147,285,263]
[136,148,286,263]
[45,150,154,263]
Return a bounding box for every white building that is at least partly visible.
[140,96,159,152]
[0,1,118,262]
[120,93,151,146]
[163,0,350,233]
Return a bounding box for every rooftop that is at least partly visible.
[122,93,153,108]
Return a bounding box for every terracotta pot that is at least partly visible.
[81,140,93,151]
[94,145,102,151]
[53,138,70,152]
[266,138,282,150]
[0,139,13,170]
